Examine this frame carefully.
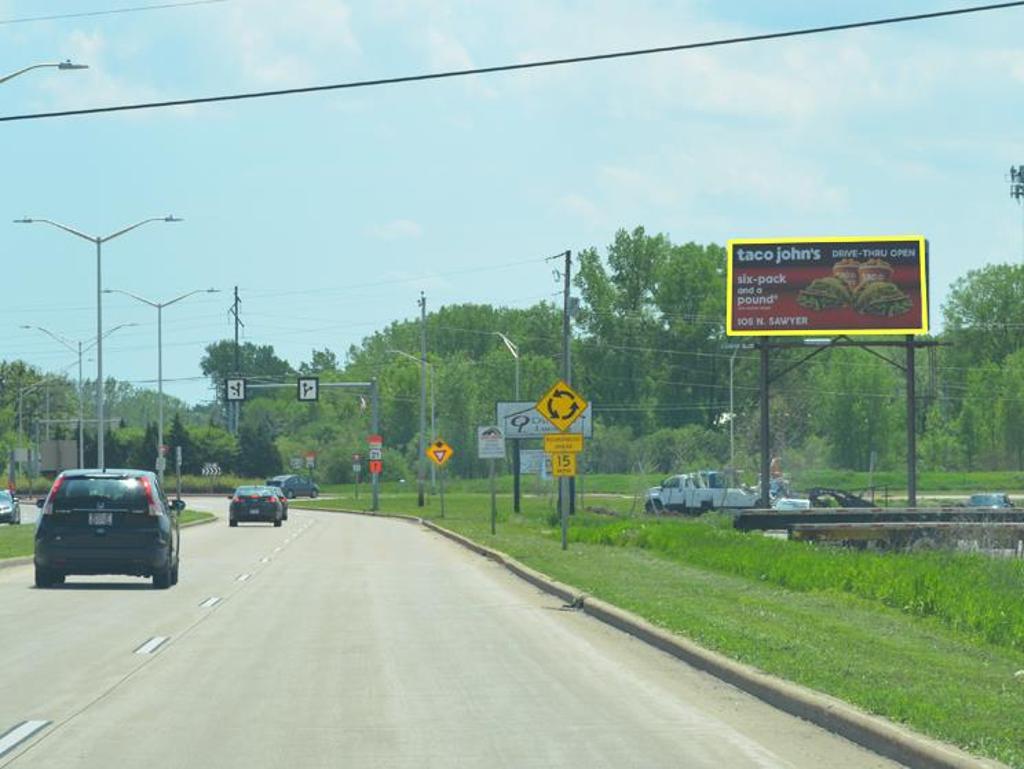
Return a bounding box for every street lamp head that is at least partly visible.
[164,216,183,223]
[205,288,220,294]
[57,60,89,71]
[14,218,33,224]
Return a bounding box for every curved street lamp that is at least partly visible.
[0,59,88,86]
[20,323,137,468]
[15,216,183,467]
[104,288,219,481]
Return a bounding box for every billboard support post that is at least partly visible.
[759,339,771,509]
[906,335,917,507]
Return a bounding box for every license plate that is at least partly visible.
[89,512,113,526]
[249,508,260,515]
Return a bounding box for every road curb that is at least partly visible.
[0,556,32,571]
[415,517,1006,769]
[181,514,218,529]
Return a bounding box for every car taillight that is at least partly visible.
[40,476,65,516]
[232,496,241,503]
[139,476,161,517]
[269,496,279,503]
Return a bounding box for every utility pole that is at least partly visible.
[1010,166,1024,261]
[417,292,427,508]
[229,286,243,434]
[560,250,572,550]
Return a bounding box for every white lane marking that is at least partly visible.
[199,597,221,608]
[0,721,49,758]
[260,557,270,563]
[134,636,169,655]
[236,573,251,582]
[273,547,281,553]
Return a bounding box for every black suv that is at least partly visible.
[265,474,319,499]
[34,469,184,589]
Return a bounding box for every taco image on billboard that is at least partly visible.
[857,259,894,286]
[853,280,912,317]
[797,277,852,311]
[832,259,861,291]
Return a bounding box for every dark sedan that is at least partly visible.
[228,486,284,527]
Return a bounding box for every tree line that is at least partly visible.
[3,227,1022,483]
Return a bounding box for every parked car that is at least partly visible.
[229,486,285,527]
[265,474,319,499]
[0,490,20,525]
[34,469,183,589]
[966,493,1014,508]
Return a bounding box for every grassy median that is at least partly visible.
[297,492,1024,768]
[0,510,216,561]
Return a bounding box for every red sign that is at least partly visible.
[369,459,383,475]
[367,434,383,448]
[727,237,928,337]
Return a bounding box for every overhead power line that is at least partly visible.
[2,1,1022,122]
[0,0,227,26]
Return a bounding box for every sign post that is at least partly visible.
[535,380,589,551]
[352,453,362,500]
[175,445,183,503]
[478,426,506,535]
[368,433,383,511]
[426,440,453,517]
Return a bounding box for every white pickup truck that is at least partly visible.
[645,471,758,514]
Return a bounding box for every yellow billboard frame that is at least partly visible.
[725,235,929,337]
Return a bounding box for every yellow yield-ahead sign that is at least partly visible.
[536,379,589,432]
[426,440,454,467]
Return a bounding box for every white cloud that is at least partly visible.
[371,219,424,240]
[222,0,359,86]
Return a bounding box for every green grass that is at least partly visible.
[0,509,215,561]
[179,510,216,526]
[296,491,1024,767]
[0,524,34,560]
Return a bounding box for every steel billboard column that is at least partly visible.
[371,378,380,512]
[759,339,771,509]
[906,335,917,507]
[560,250,572,550]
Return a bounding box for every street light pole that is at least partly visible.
[15,216,183,467]
[0,59,88,86]
[103,288,218,482]
[494,332,522,512]
[21,323,138,468]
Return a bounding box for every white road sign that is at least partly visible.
[497,402,594,439]
[519,449,551,475]
[477,425,506,460]
[225,378,246,402]
[298,377,319,402]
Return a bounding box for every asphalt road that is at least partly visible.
[0,498,899,768]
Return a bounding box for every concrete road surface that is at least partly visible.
[0,498,899,768]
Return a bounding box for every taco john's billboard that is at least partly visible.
[726,236,928,336]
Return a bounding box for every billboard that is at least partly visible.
[726,236,928,336]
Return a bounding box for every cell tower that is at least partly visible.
[1010,166,1024,260]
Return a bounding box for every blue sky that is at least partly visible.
[1,0,1023,406]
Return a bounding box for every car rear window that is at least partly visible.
[53,477,148,513]
[236,486,265,495]
[265,479,282,486]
